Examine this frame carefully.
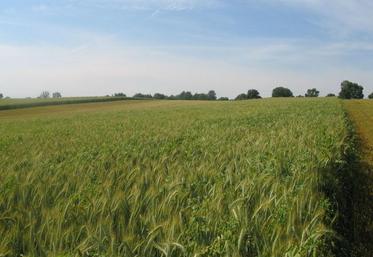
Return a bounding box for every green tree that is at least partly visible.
[133,93,152,98]
[52,92,62,98]
[326,93,335,97]
[235,93,247,100]
[369,92,373,99]
[218,97,229,101]
[113,93,126,97]
[153,93,167,99]
[247,89,261,99]
[0,93,3,99]
[338,80,364,99]
[272,87,293,97]
[177,91,193,100]
[39,91,50,98]
[207,90,217,100]
[305,88,319,97]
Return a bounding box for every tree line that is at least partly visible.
[1,81,372,100]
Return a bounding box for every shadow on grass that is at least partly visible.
[350,159,373,257]
[329,143,373,257]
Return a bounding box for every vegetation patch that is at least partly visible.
[0,99,357,256]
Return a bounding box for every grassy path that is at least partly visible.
[344,100,373,257]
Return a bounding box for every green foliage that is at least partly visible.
[338,80,364,99]
[247,89,261,99]
[0,93,3,99]
[113,93,126,97]
[326,93,336,97]
[272,87,294,97]
[39,91,50,98]
[305,88,320,97]
[368,92,373,99]
[153,93,167,99]
[235,93,247,100]
[53,92,62,98]
[133,93,153,99]
[218,97,229,101]
[0,99,349,257]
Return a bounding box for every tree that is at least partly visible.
[235,93,248,100]
[176,91,193,100]
[0,93,3,99]
[305,88,319,97]
[369,92,373,99]
[39,91,50,98]
[193,93,209,100]
[272,87,293,97]
[338,80,364,99]
[326,93,336,97]
[52,92,62,98]
[218,97,229,101]
[247,89,261,99]
[207,90,217,100]
[153,93,167,99]
[113,93,126,97]
[133,93,152,98]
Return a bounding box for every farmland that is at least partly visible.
[0,99,352,256]
[344,100,373,256]
[0,96,130,111]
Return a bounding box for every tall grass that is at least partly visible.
[0,99,349,257]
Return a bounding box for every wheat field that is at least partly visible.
[0,99,350,257]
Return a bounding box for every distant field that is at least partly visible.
[0,96,131,110]
[0,99,351,257]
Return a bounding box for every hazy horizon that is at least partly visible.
[1,0,373,98]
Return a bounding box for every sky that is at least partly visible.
[1,0,373,98]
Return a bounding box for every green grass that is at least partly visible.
[0,99,350,257]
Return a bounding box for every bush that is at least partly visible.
[272,87,293,97]
[218,97,229,101]
[0,93,3,99]
[368,92,373,99]
[338,80,364,99]
[326,93,336,97]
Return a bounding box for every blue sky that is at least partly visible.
[1,0,373,98]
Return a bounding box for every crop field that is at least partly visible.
[344,100,373,256]
[0,96,130,111]
[0,99,351,257]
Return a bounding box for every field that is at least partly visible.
[344,100,373,256]
[0,99,352,257]
[0,96,130,111]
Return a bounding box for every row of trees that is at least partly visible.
[234,81,372,100]
[129,90,222,101]
[2,81,372,101]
